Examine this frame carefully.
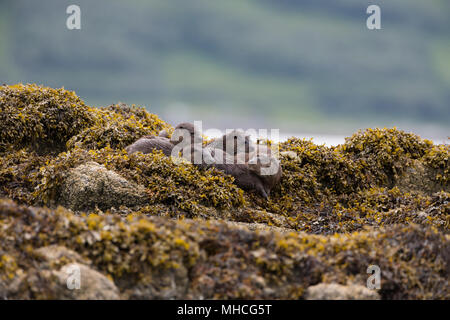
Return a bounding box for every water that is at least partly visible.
[205,131,447,147]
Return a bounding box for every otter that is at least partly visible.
[126,124,282,199]
[205,130,255,158]
[125,136,174,156]
[248,154,282,198]
[126,122,199,157]
[202,148,279,199]
[170,122,202,162]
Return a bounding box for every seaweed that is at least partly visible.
[0,84,94,154]
[0,84,448,299]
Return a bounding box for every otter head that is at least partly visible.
[248,155,282,198]
[171,122,199,145]
[175,122,196,136]
[223,130,255,156]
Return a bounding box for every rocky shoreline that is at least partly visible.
[0,84,448,299]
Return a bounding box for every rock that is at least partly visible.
[34,245,90,264]
[280,151,299,160]
[60,161,149,211]
[223,221,295,234]
[125,266,189,299]
[305,283,380,300]
[1,246,120,299]
[52,263,120,300]
[396,159,443,195]
[36,246,119,300]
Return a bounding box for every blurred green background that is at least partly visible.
[0,0,449,141]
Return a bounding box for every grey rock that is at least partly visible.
[305,283,380,300]
[60,161,148,211]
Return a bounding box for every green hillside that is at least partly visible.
[0,0,449,134]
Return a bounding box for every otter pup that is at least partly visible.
[171,122,202,162]
[203,148,276,199]
[126,122,199,157]
[248,154,282,198]
[205,130,255,159]
[125,136,174,156]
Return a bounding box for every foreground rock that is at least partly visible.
[305,283,380,300]
[0,199,448,299]
[2,245,120,299]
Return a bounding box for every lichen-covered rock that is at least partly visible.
[305,283,380,300]
[60,161,149,211]
[34,245,90,264]
[52,263,120,300]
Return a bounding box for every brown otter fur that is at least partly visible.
[204,148,279,199]
[248,155,282,197]
[171,122,202,162]
[126,124,281,198]
[126,122,199,157]
[125,136,174,156]
[205,130,255,157]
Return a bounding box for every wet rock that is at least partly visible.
[60,161,149,211]
[280,151,299,160]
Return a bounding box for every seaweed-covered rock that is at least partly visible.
[0,199,448,299]
[66,103,171,151]
[0,84,448,300]
[338,127,434,186]
[60,162,149,211]
[305,283,380,300]
[0,84,94,153]
[2,245,120,299]
[33,147,244,215]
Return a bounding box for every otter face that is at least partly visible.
[174,122,196,136]
[222,130,255,156]
[232,135,254,155]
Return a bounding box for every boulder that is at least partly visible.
[1,246,120,300]
[60,161,149,211]
[305,283,380,300]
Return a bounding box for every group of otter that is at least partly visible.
[125,123,282,199]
